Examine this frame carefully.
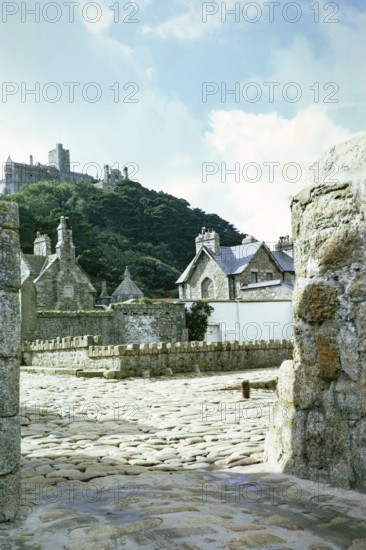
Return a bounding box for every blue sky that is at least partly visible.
[1,0,365,242]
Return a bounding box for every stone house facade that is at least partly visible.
[21,216,96,314]
[177,229,294,300]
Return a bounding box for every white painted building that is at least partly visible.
[183,298,293,342]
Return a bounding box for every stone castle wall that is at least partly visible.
[265,140,366,491]
[26,303,188,345]
[0,203,21,521]
[22,336,293,378]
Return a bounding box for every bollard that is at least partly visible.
[241,380,250,399]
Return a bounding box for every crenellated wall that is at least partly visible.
[0,203,21,521]
[22,336,293,378]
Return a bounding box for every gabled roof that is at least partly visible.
[272,250,295,272]
[33,255,58,283]
[176,241,262,284]
[176,242,294,284]
[22,254,48,278]
[22,253,96,294]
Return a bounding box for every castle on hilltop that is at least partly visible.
[0,143,130,194]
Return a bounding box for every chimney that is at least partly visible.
[275,235,294,257]
[195,228,220,255]
[33,232,51,256]
[29,155,33,166]
[56,216,75,263]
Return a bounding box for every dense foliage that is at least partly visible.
[185,301,215,341]
[4,180,244,296]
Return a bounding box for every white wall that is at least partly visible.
[184,300,293,342]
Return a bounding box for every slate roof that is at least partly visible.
[22,254,48,278]
[176,242,294,284]
[112,267,144,301]
[271,250,295,272]
[22,253,96,293]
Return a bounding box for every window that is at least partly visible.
[250,272,258,284]
[201,277,214,298]
[266,272,273,281]
[63,285,74,298]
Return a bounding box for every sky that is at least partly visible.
[0,0,365,243]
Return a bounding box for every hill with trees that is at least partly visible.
[3,180,244,297]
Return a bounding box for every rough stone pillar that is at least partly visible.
[265,136,366,491]
[0,203,21,520]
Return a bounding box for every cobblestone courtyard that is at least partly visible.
[2,369,366,549]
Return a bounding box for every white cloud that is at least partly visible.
[80,0,114,35]
[192,106,358,241]
[140,0,232,41]
[264,10,366,120]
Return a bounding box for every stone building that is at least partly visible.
[1,144,96,194]
[21,216,96,316]
[96,268,144,307]
[1,143,131,195]
[112,267,144,303]
[177,229,294,300]
[94,165,130,192]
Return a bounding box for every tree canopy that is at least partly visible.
[4,180,244,297]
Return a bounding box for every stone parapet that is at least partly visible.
[22,337,292,378]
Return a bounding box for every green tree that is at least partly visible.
[185,301,214,341]
[3,179,244,295]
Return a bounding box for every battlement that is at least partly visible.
[22,336,293,378]
[23,335,102,352]
[23,336,290,354]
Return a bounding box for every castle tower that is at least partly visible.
[55,216,75,263]
[48,143,70,181]
[195,228,220,255]
[4,156,13,182]
[33,232,51,256]
[103,165,110,183]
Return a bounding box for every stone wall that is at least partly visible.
[239,282,292,301]
[179,244,292,301]
[22,336,293,378]
[265,136,366,492]
[29,303,188,345]
[235,245,283,293]
[0,203,21,521]
[180,252,230,300]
